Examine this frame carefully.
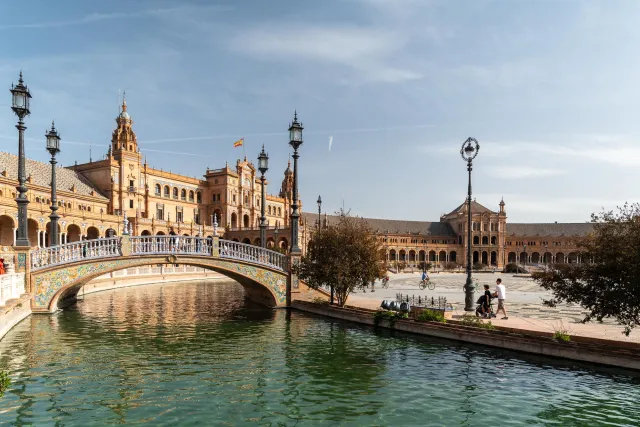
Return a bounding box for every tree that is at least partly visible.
[297,213,386,306]
[532,203,640,335]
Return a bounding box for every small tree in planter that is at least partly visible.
[297,213,385,306]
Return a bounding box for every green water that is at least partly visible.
[0,281,639,426]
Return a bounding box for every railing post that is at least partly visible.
[287,252,301,306]
[12,246,31,294]
[121,235,131,256]
[211,236,220,258]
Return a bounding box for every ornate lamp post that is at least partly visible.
[288,112,303,254]
[10,72,32,247]
[258,145,269,248]
[317,195,322,229]
[45,122,61,246]
[460,137,480,311]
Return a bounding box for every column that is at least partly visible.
[13,228,16,246]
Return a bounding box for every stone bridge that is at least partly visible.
[23,235,306,313]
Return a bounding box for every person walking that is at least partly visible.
[493,278,508,320]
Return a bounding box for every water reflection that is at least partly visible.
[0,280,638,426]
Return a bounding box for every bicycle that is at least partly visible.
[381,276,390,289]
[419,279,435,291]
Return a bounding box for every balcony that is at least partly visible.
[127,186,137,193]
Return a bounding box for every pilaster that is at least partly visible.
[12,246,31,293]
[287,252,301,306]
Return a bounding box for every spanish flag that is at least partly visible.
[233,138,244,148]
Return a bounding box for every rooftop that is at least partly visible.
[0,152,108,200]
[302,212,457,237]
[506,223,594,237]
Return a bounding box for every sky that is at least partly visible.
[1,0,640,223]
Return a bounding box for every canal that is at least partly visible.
[0,281,639,426]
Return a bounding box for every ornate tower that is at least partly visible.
[110,95,143,223]
[279,159,293,226]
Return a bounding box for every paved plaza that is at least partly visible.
[345,272,640,344]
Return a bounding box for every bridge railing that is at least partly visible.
[30,237,122,271]
[130,236,212,256]
[219,240,288,272]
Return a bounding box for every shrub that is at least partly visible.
[311,296,328,305]
[473,263,487,271]
[0,370,10,397]
[504,263,527,273]
[443,262,457,271]
[460,315,495,330]
[416,309,446,323]
[553,331,571,342]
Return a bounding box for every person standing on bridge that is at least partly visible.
[169,228,177,251]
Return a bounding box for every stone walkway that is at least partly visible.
[343,272,640,344]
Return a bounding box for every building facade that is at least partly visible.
[302,199,592,270]
[0,98,590,269]
[0,98,297,254]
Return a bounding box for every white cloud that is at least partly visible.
[452,138,640,167]
[485,166,566,179]
[229,25,422,83]
[0,5,228,30]
[475,193,628,220]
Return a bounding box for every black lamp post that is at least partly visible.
[288,112,303,254]
[10,72,32,247]
[46,122,61,246]
[258,145,269,248]
[317,195,322,229]
[460,137,480,311]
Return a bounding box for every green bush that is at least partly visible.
[373,310,406,328]
[311,296,328,305]
[416,309,446,323]
[0,370,10,397]
[460,315,495,330]
[473,263,487,271]
[553,331,571,342]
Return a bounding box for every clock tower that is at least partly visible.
[109,95,144,224]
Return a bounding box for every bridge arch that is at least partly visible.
[34,255,287,313]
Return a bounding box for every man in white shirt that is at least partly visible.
[493,278,508,320]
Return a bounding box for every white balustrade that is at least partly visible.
[130,236,212,256]
[28,236,287,273]
[219,240,287,272]
[0,273,25,306]
[30,237,121,271]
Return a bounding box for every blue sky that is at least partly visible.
[1,0,640,223]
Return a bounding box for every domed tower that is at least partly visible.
[279,158,293,199]
[111,95,139,158]
[109,94,142,221]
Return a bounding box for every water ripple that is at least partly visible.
[0,280,638,426]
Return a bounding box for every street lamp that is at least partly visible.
[258,145,269,248]
[274,224,280,252]
[460,137,480,311]
[317,195,322,229]
[10,72,32,247]
[45,121,61,246]
[288,112,303,254]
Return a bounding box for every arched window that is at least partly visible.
[277,207,282,216]
[196,192,202,204]
[155,184,161,196]
[473,236,480,245]
[173,187,178,199]
[181,189,187,200]
[268,206,272,215]
[164,186,170,197]
[189,191,194,202]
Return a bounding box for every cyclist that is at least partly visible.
[421,270,429,284]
